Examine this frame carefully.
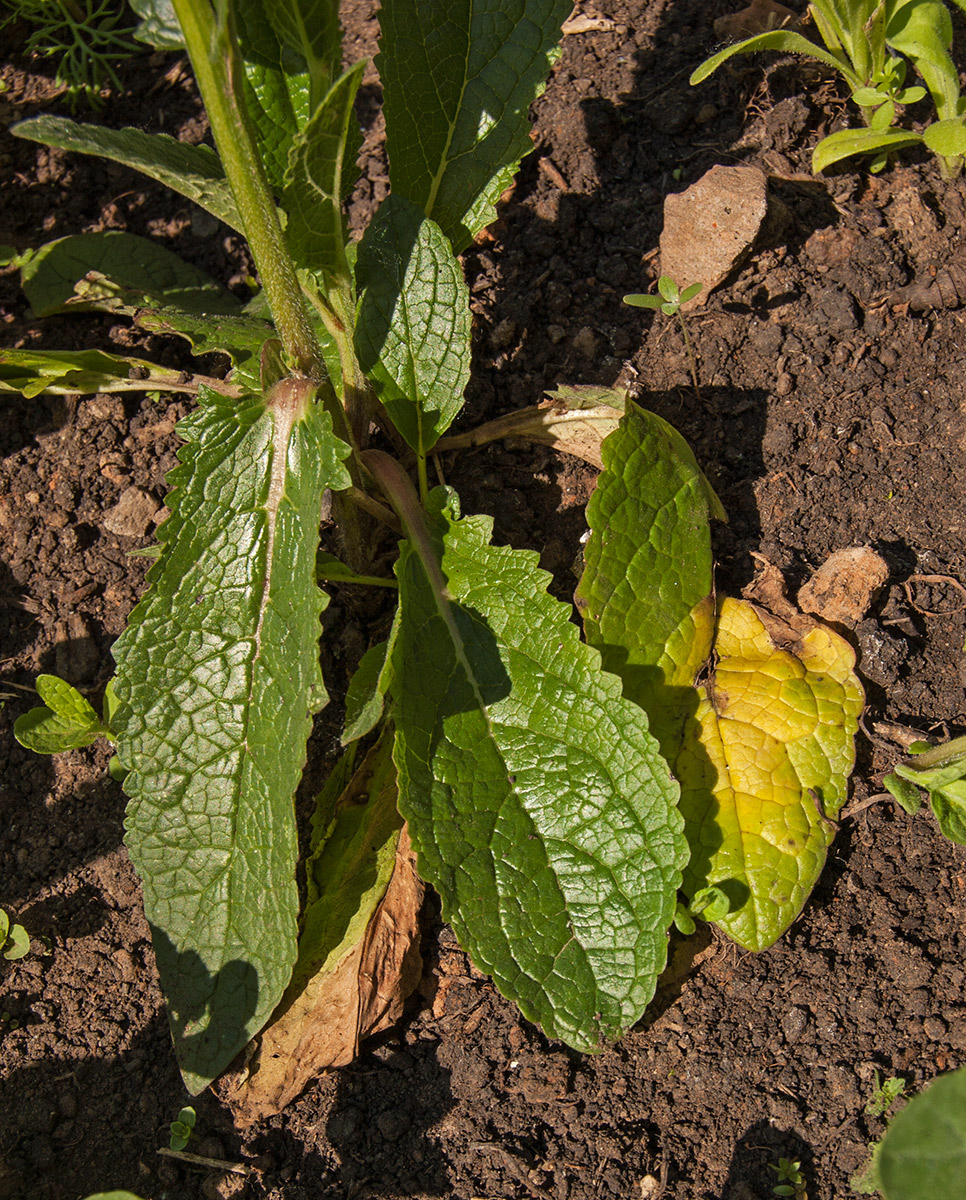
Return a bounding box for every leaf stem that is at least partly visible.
[676,311,701,398]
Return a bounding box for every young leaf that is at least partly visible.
[355,194,472,452]
[378,0,573,249]
[812,127,922,173]
[923,119,966,159]
[877,1067,966,1200]
[10,117,240,231]
[131,0,185,49]
[283,61,365,289]
[342,640,393,745]
[112,380,351,1093]
[132,307,274,372]
[689,30,852,86]
[14,675,114,754]
[677,598,863,950]
[576,402,724,761]
[226,734,424,1122]
[375,461,687,1052]
[21,232,242,318]
[888,735,966,844]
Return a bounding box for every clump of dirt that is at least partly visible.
[2,2,965,1199]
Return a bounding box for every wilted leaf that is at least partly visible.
[676,597,864,950]
[226,737,424,1123]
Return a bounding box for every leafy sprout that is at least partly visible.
[624,276,704,395]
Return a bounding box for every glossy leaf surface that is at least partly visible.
[355,195,471,452]
[379,0,572,249]
[388,483,687,1051]
[112,381,351,1092]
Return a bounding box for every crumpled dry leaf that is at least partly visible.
[797,546,889,628]
[436,385,624,467]
[226,823,424,1125]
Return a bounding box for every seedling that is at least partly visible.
[0,908,30,962]
[168,1106,196,1152]
[772,1157,806,1199]
[883,734,966,844]
[3,0,142,108]
[691,0,966,177]
[5,0,863,1111]
[624,277,704,395]
[672,884,730,935]
[865,1070,907,1117]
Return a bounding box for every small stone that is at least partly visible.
[572,326,599,357]
[924,1015,948,1040]
[798,547,889,628]
[103,486,161,537]
[781,1005,809,1044]
[660,165,770,307]
[775,372,794,396]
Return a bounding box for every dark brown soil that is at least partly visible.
[2,3,966,1199]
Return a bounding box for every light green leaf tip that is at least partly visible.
[878,1067,966,1200]
[112,381,351,1093]
[390,483,687,1051]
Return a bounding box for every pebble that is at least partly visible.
[924,1015,948,1040]
[102,486,161,537]
[776,372,794,396]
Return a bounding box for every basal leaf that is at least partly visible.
[576,402,725,761]
[14,674,113,754]
[283,61,365,288]
[112,380,351,1093]
[0,347,215,398]
[355,194,471,452]
[378,0,572,249]
[689,30,850,86]
[21,232,242,319]
[133,307,274,371]
[10,117,239,230]
[227,734,423,1122]
[380,467,687,1051]
[676,598,863,950]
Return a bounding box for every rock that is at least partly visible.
[714,0,800,40]
[102,486,161,537]
[797,547,890,627]
[659,165,770,307]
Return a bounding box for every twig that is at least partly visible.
[157,1147,257,1176]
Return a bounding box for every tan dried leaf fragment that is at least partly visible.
[226,826,424,1124]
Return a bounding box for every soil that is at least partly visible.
[2,2,966,1199]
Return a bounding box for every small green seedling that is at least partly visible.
[883,734,966,844]
[168,1105,196,1152]
[691,0,966,177]
[3,0,143,108]
[672,884,730,935]
[0,908,30,962]
[772,1157,807,1199]
[624,277,703,395]
[865,1070,907,1117]
[13,675,116,754]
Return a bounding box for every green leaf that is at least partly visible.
[887,0,959,117]
[11,117,239,230]
[923,119,966,158]
[623,293,665,310]
[0,347,207,398]
[14,675,114,754]
[383,473,687,1051]
[82,1194,147,1200]
[283,61,365,288]
[263,0,341,108]
[878,1067,966,1200]
[379,0,572,249]
[355,194,472,453]
[131,0,184,49]
[689,30,852,86]
[576,403,724,762]
[343,640,393,745]
[112,380,351,1093]
[930,781,966,844]
[812,126,922,173]
[680,282,703,305]
[234,0,310,193]
[3,921,30,961]
[133,307,274,371]
[883,772,923,814]
[21,232,242,319]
